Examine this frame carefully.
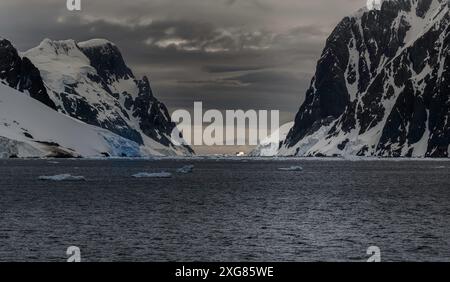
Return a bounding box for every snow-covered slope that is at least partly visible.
[250,122,294,156]
[0,83,151,158]
[281,0,449,158]
[21,38,193,156]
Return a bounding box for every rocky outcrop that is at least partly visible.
[0,38,56,109]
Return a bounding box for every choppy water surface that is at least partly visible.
[0,158,449,262]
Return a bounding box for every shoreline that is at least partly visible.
[1,156,450,162]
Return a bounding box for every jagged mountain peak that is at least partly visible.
[0,37,57,110]
[355,0,446,15]
[33,38,80,56]
[78,38,134,83]
[0,37,13,47]
[26,38,135,85]
[78,38,116,48]
[279,0,449,158]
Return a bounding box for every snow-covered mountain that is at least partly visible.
[280,0,449,158]
[0,37,193,157]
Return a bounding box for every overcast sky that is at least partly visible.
[0,0,365,153]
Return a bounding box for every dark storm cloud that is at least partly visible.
[180,71,304,91]
[175,69,311,118]
[0,0,365,153]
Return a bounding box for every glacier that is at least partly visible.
[0,83,149,158]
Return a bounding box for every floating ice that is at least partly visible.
[278,166,303,172]
[176,165,194,174]
[132,172,172,178]
[38,174,86,181]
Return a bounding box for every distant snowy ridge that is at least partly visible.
[250,122,294,156]
[281,0,450,158]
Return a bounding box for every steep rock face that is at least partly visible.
[23,39,193,155]
[0,38,56,109]
[79,39,134,84]
[281,0,449,157]
[132,76,180,148]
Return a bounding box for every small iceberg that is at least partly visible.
[278,166,303,172]
[38,174,86,181]
[176,165,195,174]
[132,172,172,178]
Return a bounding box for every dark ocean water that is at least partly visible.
[0,158,449,262]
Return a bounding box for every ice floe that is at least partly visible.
[38,174,86,181]
[176,165,194,174]
[278,166,303,172]
[132,172,173,178]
